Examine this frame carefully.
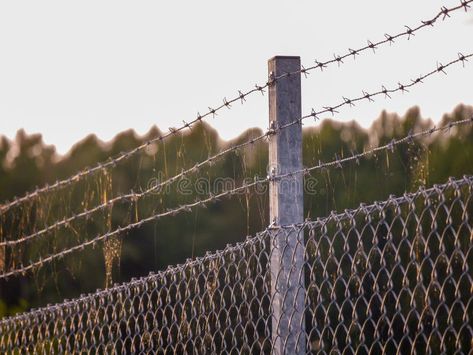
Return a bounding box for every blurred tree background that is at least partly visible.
[0,104,472,316]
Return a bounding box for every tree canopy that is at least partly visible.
[0,104,472,315]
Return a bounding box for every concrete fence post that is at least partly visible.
[268,56,306,354]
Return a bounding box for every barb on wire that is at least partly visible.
[1,1,471,215]
[274,52,473,140]
[1,174,472,354]
[0,76,266,213]
[0,230,262,327]
[277,116,473,181]
[305,1,473,71]
[0,176,267,280]
[2,114,472,280]
[0,131,274,248]
[288,174,473,231]
[2,51,471,248]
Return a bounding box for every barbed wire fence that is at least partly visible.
[1,175,472,353]
[1,115,471,281]
[0,0,471,215]
[0,2,473,354]
[1,52,469,255]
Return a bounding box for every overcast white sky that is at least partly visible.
[0,1,472,154]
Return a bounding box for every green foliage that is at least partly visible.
[0,104,472,314]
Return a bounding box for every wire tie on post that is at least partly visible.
[268,71,275,86]
[268,167,277,182]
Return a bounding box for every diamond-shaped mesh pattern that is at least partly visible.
[0,237,271,354]
[1,175,472,354]
[304,176,473,354]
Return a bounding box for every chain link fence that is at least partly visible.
[303,175,473,354]
[1,175,472,354]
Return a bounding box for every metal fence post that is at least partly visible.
[268,56,306,354]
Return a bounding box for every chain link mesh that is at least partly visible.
[303,175,473,354]
[1,175,472,354]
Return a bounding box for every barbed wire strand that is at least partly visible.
[2,52,471,248]
[302,1,472,74]
[278,175,473,230]
[280,53,472,132]
[0,136,270,247]
[1,116,471,280]
[1,173,471,326]
[274,116,473,185]
[0,1,471,214]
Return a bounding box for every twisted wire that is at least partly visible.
[1,0,471,214]
[0,136,267,247]
[279,53,472,132]
[0,83,266,215]
[1,173,471,326]
[301,174,473,229]
[1,116,471,280]
[302,1,473,73]
[2,52,471,248]
[273,116,473,184]
[0,176,265,280]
